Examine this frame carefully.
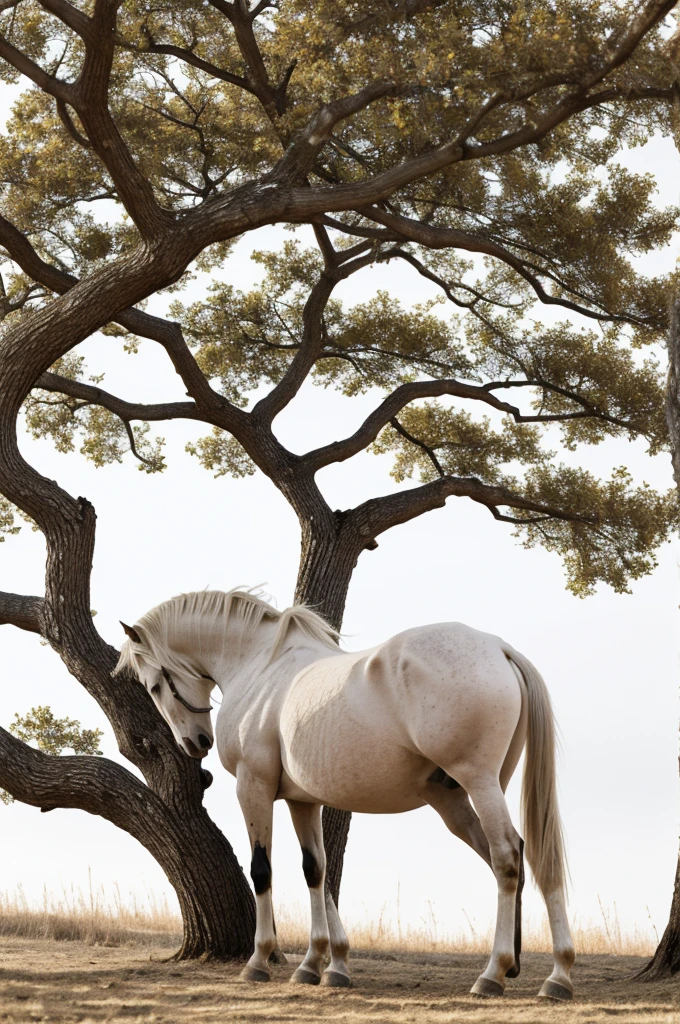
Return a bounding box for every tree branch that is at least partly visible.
[120,32,256,96]
[252,250,379,422]
[0,592,44,634]
[69,4,169,238]
[304,379,523,471]
[37,0,92,39]
[358,207,644,324]
[0,723,191,833]
[275,80,398,182]
[350,474,595,543]
[0,214,247,435]
[36,372,205,424]
[0,33,75,103]
[270,0,677,223]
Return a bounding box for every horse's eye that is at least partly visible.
[151,683,161,696]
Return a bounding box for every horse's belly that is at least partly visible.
[280,753,429,813]
[280,664,430,813]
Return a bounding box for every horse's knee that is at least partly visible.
[251,842,272,894]
[302,847,324,889]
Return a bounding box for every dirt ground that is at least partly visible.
[1,937,680,1024]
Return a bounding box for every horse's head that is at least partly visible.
[118,622,214,760]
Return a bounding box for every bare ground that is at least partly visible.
[1,937,679,1024]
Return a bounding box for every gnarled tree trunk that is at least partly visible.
[0,722,255,959]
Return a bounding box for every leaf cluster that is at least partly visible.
[1,705,103,805]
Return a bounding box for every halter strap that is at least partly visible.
[161,667,213,714]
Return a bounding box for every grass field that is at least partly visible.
[0,887,660,957]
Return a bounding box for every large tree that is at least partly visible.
[1,0,678,959]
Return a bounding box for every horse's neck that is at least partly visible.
[210,619,335,693]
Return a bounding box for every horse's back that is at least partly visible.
[277,621,524,812]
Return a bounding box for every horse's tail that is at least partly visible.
[503,645,566,896]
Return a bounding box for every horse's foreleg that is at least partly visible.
[459,777,522,998]
[237,771,277,982]
[286,800,351,987]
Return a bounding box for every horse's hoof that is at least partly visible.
[471,976,504,998]
[269,948,288,965]
[321,970,352,988]
[505,962,521,978]
[538,980,573,1001]
[240,966,270,983]
[290,968,321,985]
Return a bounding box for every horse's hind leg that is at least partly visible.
[456,776,522,997]
[424,780,492,868]
[236,770,277,982]
[536,884,574,1000]
[425,781,524,980]
[286,800,351,987]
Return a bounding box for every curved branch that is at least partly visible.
[349,474,595,543]
[0,33,75,102]
[37,0,92,39]
[252,251,379,422]
[120,35,256,96]
[0,592,44,634]
[270,0,677,223]
[359,207,643,324]
[305,379,520,470]
[305,373,643,472]
[0,214,247,435]
[36,372,205,424]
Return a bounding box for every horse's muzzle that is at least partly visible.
[183,736,209,759]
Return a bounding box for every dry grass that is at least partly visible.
[0,879,181,949]
[0,885,658,957]
[276,903,657,957]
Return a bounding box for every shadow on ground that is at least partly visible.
[1,936,679,1023]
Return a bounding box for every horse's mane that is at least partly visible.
[115,588,338,678]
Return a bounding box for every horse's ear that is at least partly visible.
[120,621,142,644]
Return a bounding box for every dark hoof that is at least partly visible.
[321,970,352,988]
[471,976,504,998]
[505,962,521,978]
[538,980,573,1001]
[269,948,288,965]
[240,965,270,983]
[290,968,320,985]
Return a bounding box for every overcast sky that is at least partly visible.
[1,86,679,945]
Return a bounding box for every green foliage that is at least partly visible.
[24,357,166,473]
[1,706,103,805]
[0,496,21,541]
[186,430,256,478]
[372,406,549,485]
[0,0,677,598]
[519,468,679,596]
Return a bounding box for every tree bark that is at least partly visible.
[640,294,680,979]
[0,723,255,959]
[294,509,369,905]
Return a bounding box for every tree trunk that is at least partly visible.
[639,848,680,978]
[0,723,256,959]
[162,810,256,959]
[641,294,680,978]
[294,510,367,905]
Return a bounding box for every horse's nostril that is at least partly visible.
[198,733,213,750]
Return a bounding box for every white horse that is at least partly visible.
[117,589,574,1000]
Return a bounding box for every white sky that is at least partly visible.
[0,83,679,946]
